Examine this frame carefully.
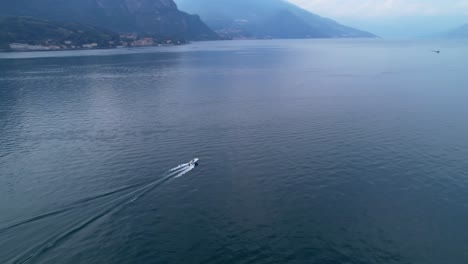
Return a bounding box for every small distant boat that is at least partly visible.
[188,158,199,167]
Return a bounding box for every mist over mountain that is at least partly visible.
[176,0,376,39]
[0,0,218,40]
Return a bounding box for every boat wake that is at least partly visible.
[169,163,188,172]
[0,161,197,264]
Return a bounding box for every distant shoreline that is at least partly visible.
[0,42,190,53]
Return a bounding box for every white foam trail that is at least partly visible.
[174,165,195,178]
[6,161,197,264]
[124,165,194,204]
[169,163,188,172]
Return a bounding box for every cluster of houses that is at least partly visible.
[8,34,186,52]
[119,34,184,47]
[119,34,154,47]
[10,41,102,51]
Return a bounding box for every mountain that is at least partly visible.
[0,16,120,51]
[440,24,468,38]
[0,0,218,40]
[176,0,376,39]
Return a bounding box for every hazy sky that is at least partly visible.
[288,0,468,17]
[288,0,468,38]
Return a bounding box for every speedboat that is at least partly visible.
[188,158,199,167]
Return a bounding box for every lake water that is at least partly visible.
[1,39,468,264]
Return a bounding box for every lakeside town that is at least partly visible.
[7,33,188,52]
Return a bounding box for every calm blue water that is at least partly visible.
[1,39,468,264]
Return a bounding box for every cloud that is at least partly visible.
[288,0,468,17]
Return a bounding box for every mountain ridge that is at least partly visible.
[0,16,120,51]
[176,0,377,39]
[0,0,218,40]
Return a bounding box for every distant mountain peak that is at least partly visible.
[438,23,468,38]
